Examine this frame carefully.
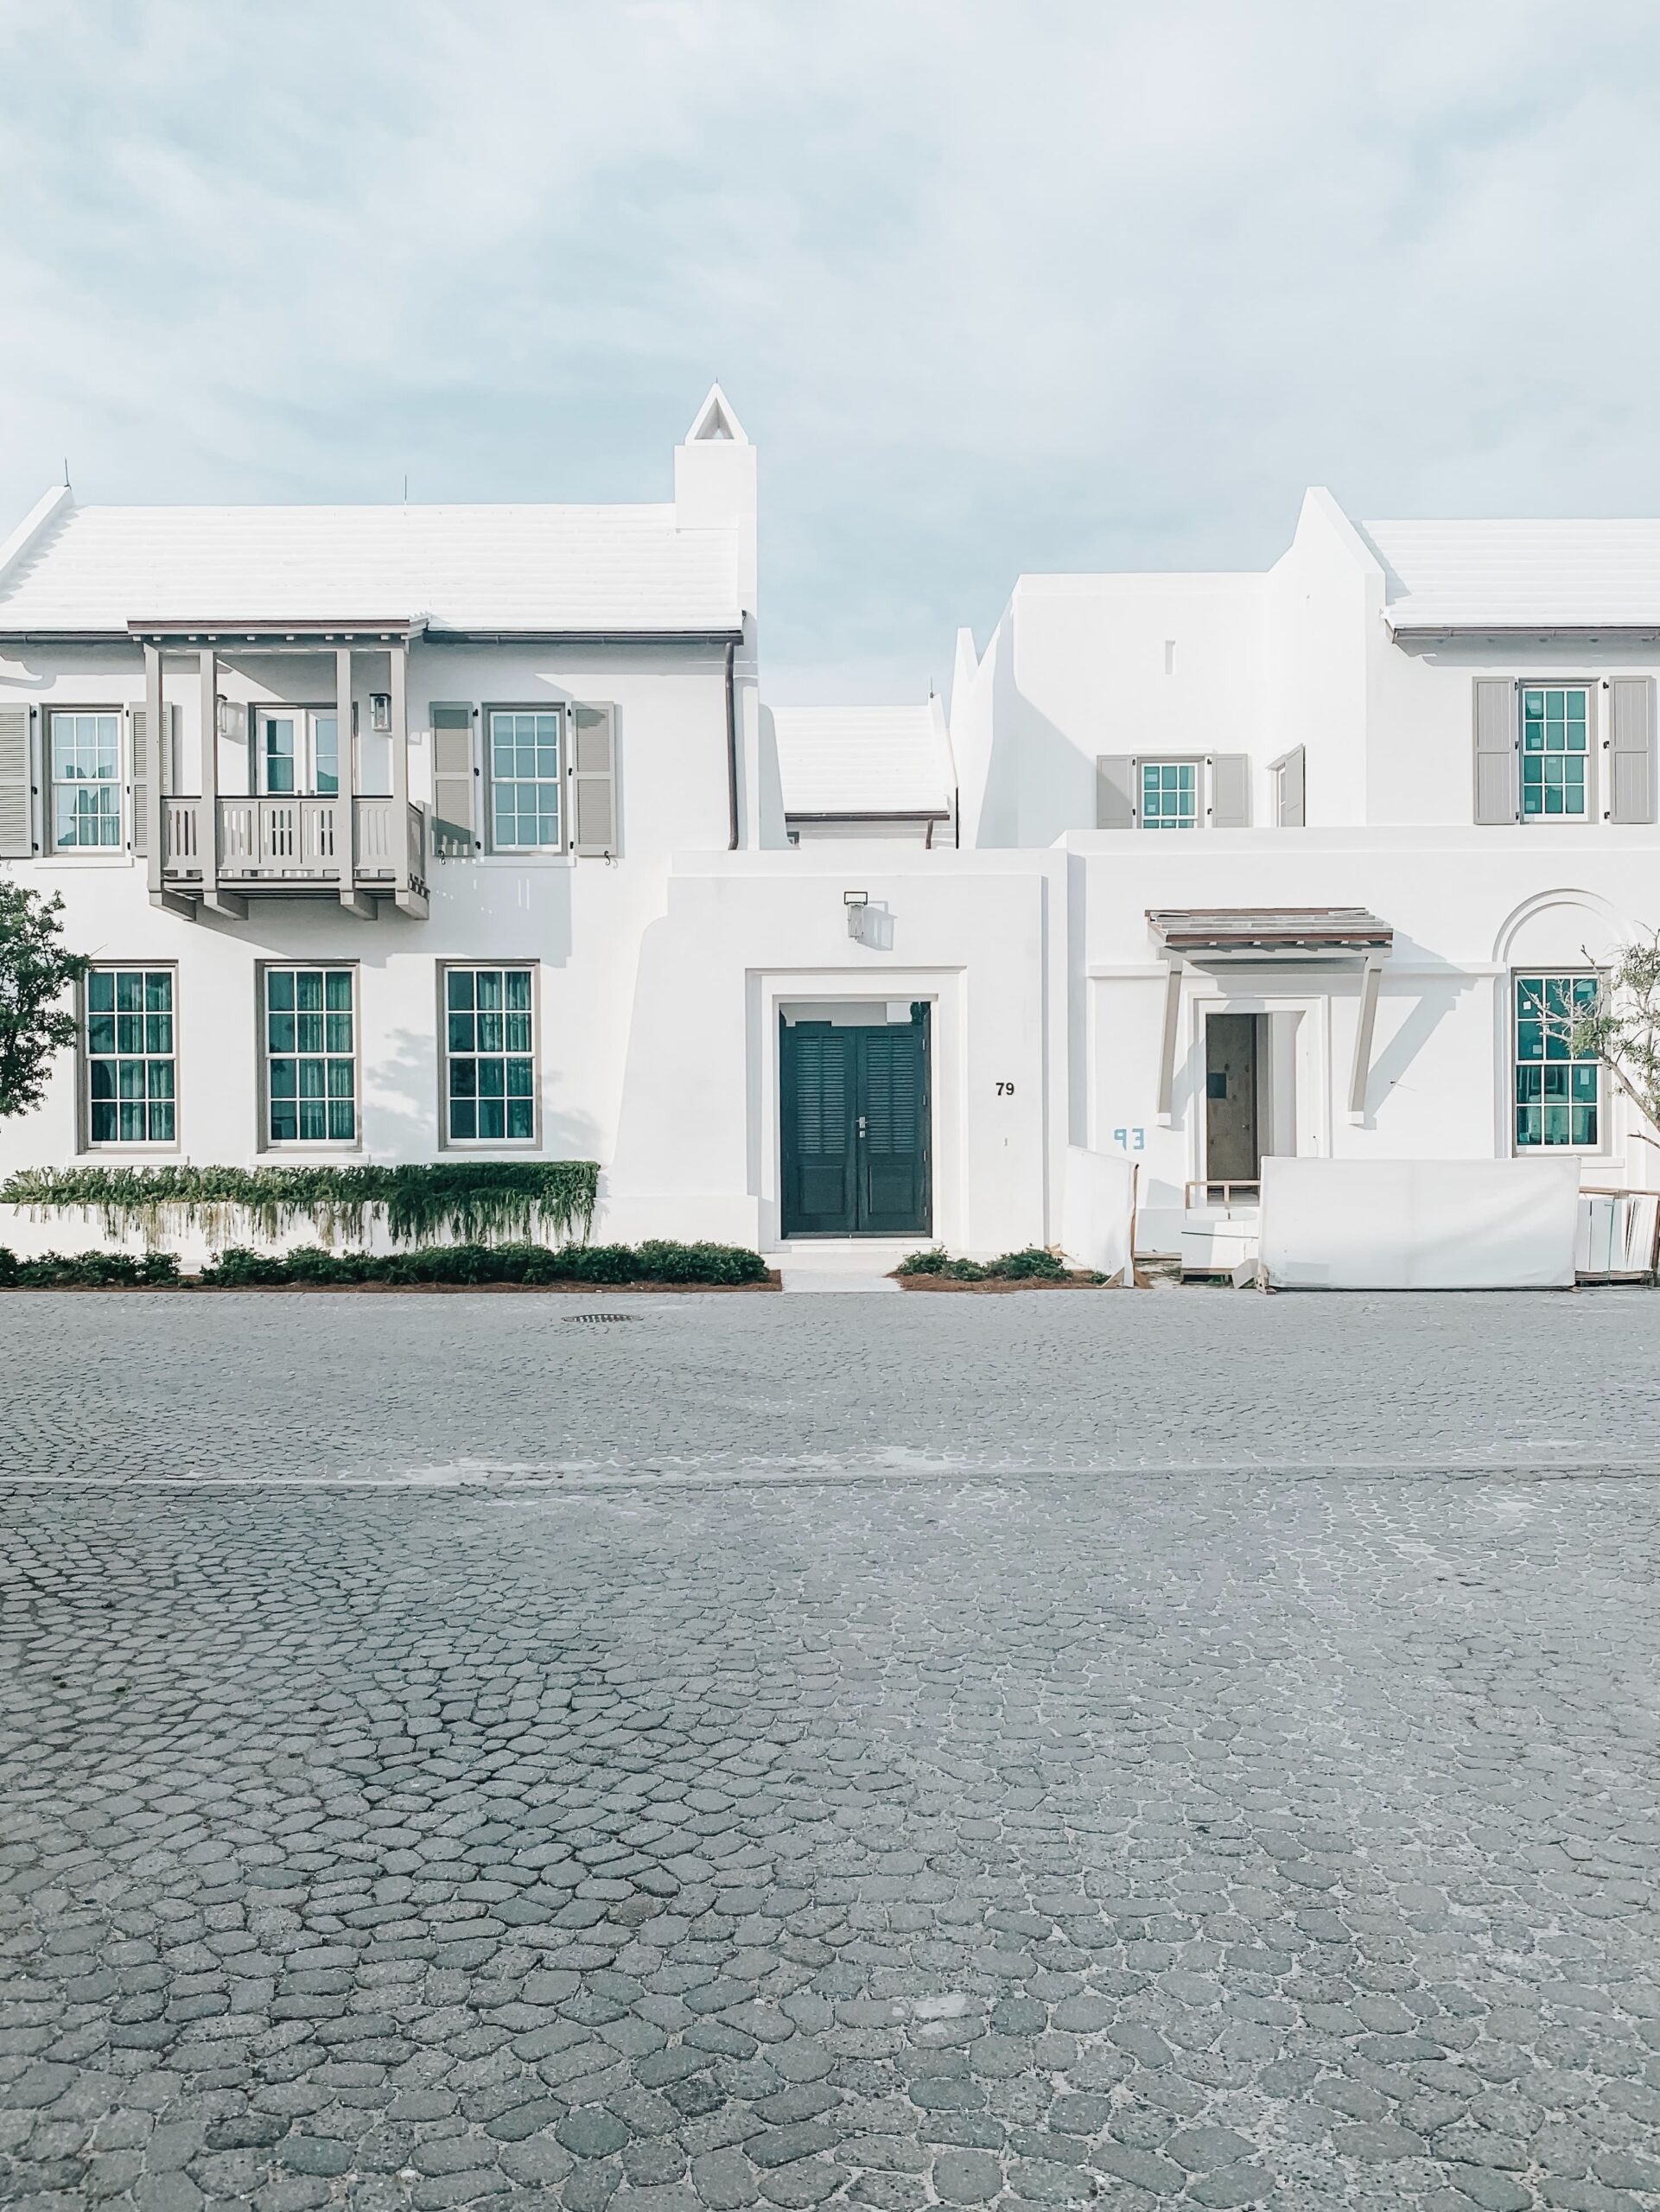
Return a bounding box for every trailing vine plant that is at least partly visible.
[0,1161,600,1249]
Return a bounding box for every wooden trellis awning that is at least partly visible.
[1147,906,1394,957]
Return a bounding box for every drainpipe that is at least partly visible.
[724,639,740,849]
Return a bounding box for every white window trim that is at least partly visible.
[1517,679,1598,825]
[80,962,181,1154]
[252,703,343,798]
[484,701,567,855]
[1137,755,1206,831]
[47,703,126,855]
[436,959,542,1151]
[257,960,363,1154]
[1507,966,1611,1159]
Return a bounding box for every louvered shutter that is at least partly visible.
[0,706,33,856]
[1209,753,1250,828]
[1097,755,1137,828]
[130,706,149,855]
[1276,746,1306,827]
[130,704,179,855]
[570,703,617,855]
[1473,679,1517,823]
[1608,677,1656,824]
[430,704,478,855]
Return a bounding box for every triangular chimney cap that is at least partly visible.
[684,384,748,446]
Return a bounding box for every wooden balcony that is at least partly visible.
[158,796,429,919]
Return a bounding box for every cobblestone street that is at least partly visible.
[3,1291,1659,2212]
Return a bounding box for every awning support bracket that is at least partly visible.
[1156,954,1185,1125]
[1347,954,1384,1123]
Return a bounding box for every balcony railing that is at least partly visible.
[160,796,428,910]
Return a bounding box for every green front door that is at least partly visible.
[780,1007,931,1237]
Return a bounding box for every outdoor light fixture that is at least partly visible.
[216,696,238,738]
[845,889,871,943]
[369,692,392,733]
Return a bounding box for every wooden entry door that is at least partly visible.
[780,1008,932,1237]
[1205,1013,1261,1182]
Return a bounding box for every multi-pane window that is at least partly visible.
[1515,974,1600,1147]
[490,709,563,849]
[1521,687,1589,817]
[265,967,356,1144]
[51,710,123,849]
[1142,760,1199,830]
[445,967,536,1141]
[86,969,175,1144]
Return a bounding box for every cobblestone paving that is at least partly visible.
[3,1294,1660,2211]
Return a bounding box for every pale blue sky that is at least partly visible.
[5,0,1660,700]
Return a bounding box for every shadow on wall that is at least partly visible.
[1363,960,1472,1128]
[364,1015,602,1172]
[982,647,1093,849]
[424,857,576,969]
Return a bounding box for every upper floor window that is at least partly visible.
[86,967,175,1145]
[1141,760,1199,830]
[51,710,122,849]
[1514,973,1600,1148]
[264,966,357,1146]
[490,708,562,850]
[1520,688,1589,818]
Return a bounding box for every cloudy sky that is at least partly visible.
[4,0,1660,699]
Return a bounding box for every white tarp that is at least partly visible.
[1259,1157,1582,1290]
[1060,1147,1136,1284]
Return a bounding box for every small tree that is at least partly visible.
[0,882,92,1121]
[1570,932,1660,1148]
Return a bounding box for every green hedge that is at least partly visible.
[200,1240,768,1287]
[897,1245,1101,1282]
[0,1162,600,1247]
[0,1239,770,1289]
[0,1249,182,1287]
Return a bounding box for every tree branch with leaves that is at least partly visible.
[0,882,92,1122]
[1569,932,1660,1150]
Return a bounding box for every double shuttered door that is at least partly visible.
[780,1008,932,1237]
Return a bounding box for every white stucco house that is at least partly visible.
[1,392,1657,1269]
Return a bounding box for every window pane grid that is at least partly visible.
[1514,973,1600,1147]
[52,711,123,849]
[446,967,535,1141]
[1521,687,1589,818]
[1141,760,1199,830]
[490,709,562,849]
[87,967,175,1143]
[266,968,355,1143]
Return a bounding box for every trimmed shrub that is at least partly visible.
[195,1241,769,1289]
[896,1245,1093,1283]
[0,1247,181,1287]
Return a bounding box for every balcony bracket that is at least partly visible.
[394,884,429,919]
[149,889,201,923]
[340,888,378,921]
[203,890,249,921]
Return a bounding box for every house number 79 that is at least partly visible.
[995,1081,1015,1096]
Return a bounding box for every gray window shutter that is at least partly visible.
[570,703,617,855]
[0,706,33,857]
[431,703,479,855]
[1276,746,1306,826]
[1097,755,1137,828]
[130,704,176,855]
[1473,679,1517,823]
[1208,753,1250,828]
[130,707,148,855]
[1607,677,1656,824]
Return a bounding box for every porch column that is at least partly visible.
[143,644,164,898]
[338,643,372,918]
[389,640,409,900]
[199,647,219,907]
[1347,954,1384,1123]
[1155,954,1185,1124]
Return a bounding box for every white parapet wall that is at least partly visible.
[1258,1157,1583,1291]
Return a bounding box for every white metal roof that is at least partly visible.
[1363,517,1660,631]
[772,702,955,817]
[0,494,744,634]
